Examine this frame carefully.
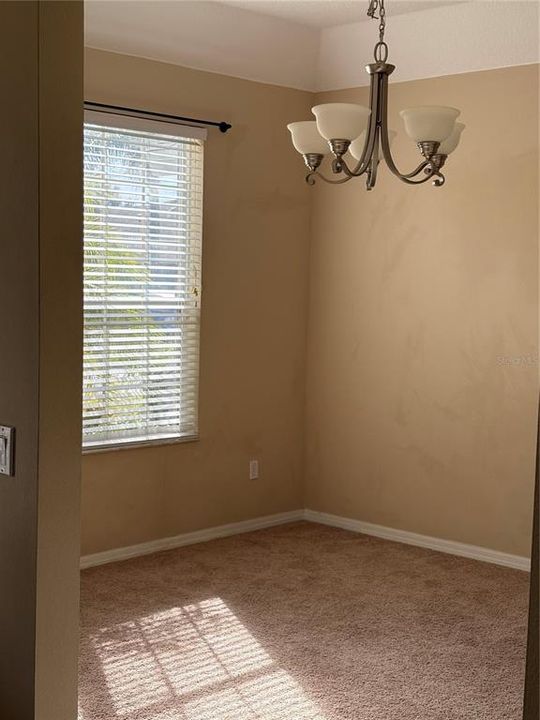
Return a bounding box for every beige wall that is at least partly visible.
[83,51,538,559]
[82,49,313,555]
[305,65,539,557]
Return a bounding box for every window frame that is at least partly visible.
[82,111,205,453]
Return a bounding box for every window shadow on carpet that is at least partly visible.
[78,596,326,720]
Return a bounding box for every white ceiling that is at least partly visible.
[85,1,540,91]
[85,1,320,90]
[221,1,464,28]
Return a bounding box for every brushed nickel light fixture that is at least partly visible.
[287,0,465,190]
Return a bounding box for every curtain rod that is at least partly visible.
[84,101,232,133]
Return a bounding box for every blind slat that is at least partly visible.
[83,120,203,448]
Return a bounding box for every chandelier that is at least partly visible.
[287,0,465,190]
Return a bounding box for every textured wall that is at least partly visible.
[82,54,538,559]
[305,65,538,557]
[82,49,313,555]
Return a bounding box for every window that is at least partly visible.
[83,112,204,450]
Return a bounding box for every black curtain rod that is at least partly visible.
[84,101,232,133]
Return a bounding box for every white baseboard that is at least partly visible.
[80,507,530,572]
[80,510,304,569]
[304,509,531,572]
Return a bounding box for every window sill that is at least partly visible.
[82,434,199,455]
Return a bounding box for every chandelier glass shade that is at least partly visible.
[311,103,371,142]
[287,121,330,155]
[287,0,465,190]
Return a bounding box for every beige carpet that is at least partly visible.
[79,521,528,720]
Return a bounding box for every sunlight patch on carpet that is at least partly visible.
[81,596,325,720]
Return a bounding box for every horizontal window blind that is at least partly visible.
[83,119,203,449]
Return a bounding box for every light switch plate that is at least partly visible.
[249,459,259,480]
[0,425,15,476]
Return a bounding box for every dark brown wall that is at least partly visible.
[35,3,83,717]
[524,422,539,718]
[0,3,83,718]
[0,3,40,716]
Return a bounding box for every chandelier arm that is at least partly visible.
[432,171,446,187]
[337,119,378,178]
[306,171,354,186]
[401,160,433,179]
[366,125,380,189]
[338,69,387,183]
[383,151,436,185]
[325,73,380,181]
[378,73,437,185]
[341,71,381,177]
[338,110,378,177]
[337,155,370,178]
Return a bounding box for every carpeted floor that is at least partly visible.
[79,521,529,720]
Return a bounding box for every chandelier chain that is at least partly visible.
[368,0,388,62]
[378,0,386,42]
[367,0,386,42]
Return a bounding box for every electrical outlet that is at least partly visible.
[249,459,259,480]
